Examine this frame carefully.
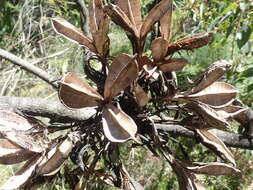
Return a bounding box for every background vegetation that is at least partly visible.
[0,0,252,189]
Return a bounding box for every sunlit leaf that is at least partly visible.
[105,3,138,38]
[140,0,173,39]
[166,32,213,55]
[0,154,42,190]
[151,37,169,61]
[169,157,205,190]
[184,101,230,130]
[0,110,35,131]
[182,82,238,107]
[59,72,103,109]
[185,60,231,95]
[115,0,142,34]
[159,58,189,72]
[0,139,35,165]
[196,129,235,165]
[51,18,96,53]
[187,162,241,176]
[1,130,48,153]
[37,136,74,176]
[102,103,137,142]
[89,0,110,57]
[159,0,173,41]
[104,54,138,99]
[133,84,149,107]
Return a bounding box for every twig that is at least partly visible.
[0,48,58,89]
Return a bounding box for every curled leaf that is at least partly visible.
[140,0,173,39]
[89,0,110,57]
[133,84,149,107]
[89,0,105,33]
[166,32,213,55]
[182,82,238,107]
[0,154,42,190]
[159,0,173,41]
[214,105,247,121]
[159,58,189,72]
[51,18,96,53]
[104,54,138,99]
[59,72,103,109]
[151,37,169,61]
[168,156,205,190]
[186,60,231,95]
[187,162,241,176]
[0,110,34,131]
[129,0,142,31]
[37,136,74,176]
[196,129,235,165]
[115,0,142,34]
[0,139,35,165]
[1,131,48,153]
[185,101,230,130]
[105,3,138,38]
[102,103,137,142]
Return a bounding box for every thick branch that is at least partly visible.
[0,48,58,89]
[1,96,253,149]
[0,96,95,123]
[156,124,253,150]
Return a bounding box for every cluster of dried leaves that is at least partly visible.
[0,0,249,189]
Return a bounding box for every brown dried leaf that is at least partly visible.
[89,0,110,57]
[186,60,231,95]
[105,3,138,38]
[140,0,173,39]
[129,0,142,31]
[104,54,138,99]
[159,0,173,41]
[187,162,241,176]
[0,110,33,131]
[185,101,230,130]
[133,84,149,107]
[0,139,35,165]
[89,0,105,33]
[182,82,238,107]
[166,32,213,55]
[37,136,74,176]
[1,130,48,153]
[0,154,42,190]
[115,0,142,33]
[102,103,137,142]
[51,18,96,53]
[92,17,110,57]
[151,37,169,61]
[159,58,189,72]
[196,129,235,165]
[170,157,205,190]
[59,72,103,109]
[214,105,247,121]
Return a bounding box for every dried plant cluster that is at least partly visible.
[0,0,248,189]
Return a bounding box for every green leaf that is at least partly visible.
[239,67,253,78]
[237,24,252,49]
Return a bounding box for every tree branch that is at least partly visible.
[0,48,58,89]
[0,96,95,123]
[1,96,253,150]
